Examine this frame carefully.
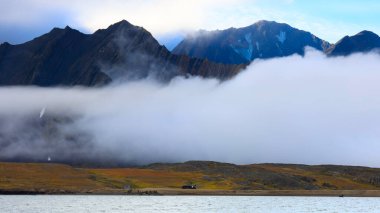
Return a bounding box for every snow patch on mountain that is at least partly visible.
[230,45,253,61]
[229,33,255,61]
[245,33,252,44]
[246,43,253,60]
[276,31,287,44]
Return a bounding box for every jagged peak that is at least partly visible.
[254,20,278,25]
[335,31,379,45]
[93,19,144,36]
[114,19,133,26]
[0,41,11,46]
[250,20,290,28]
[327,30,380,56]
[107,19,134,31]
[49,25,78,34]
[186,20,286,38]
[356,30,379,38]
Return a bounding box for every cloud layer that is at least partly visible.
[1,50,380,166]
[1,0,380,45]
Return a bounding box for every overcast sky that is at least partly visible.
[0,0,379,47]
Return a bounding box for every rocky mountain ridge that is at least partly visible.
[0,20,242,86]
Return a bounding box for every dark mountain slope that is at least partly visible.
[0,20,242,86]
[0,27,110,86]
[327,30,380,56]
[173,20,330,64]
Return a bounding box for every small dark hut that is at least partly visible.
[182,184,197,189]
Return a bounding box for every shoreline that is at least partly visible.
[2,189,380,197]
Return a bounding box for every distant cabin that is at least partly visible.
[182,184,197,189]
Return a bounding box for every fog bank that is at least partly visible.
[1,50,380,166]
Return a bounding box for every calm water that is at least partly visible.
[1,195,380,213]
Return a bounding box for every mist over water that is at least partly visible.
[1,50,380,166]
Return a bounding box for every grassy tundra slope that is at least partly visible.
[1,161,380,194]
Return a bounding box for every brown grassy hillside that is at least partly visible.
[144,161,380,190]
[1,161,380,194]
[0,162,102,193]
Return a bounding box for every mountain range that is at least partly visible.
[0,20,379,86]
[0,20,242,86]
[173,20,331,64]
[174,21,380,64]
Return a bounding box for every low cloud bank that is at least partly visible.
[1,50,380,166]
